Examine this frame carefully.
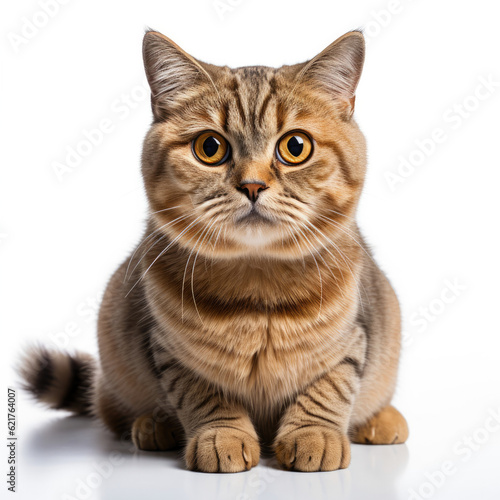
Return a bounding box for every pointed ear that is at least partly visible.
[142,30,214,120]
[297,31,365,118]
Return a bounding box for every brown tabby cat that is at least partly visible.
[20,29,408,472]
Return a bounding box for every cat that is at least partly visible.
[19,29,408,472]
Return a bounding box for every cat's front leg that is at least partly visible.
[159,363,260,472]
[274,327,366,472]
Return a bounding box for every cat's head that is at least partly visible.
[141,30,366,260]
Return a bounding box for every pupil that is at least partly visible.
[288,136,304,157]
[203,136,220,157]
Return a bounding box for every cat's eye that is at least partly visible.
[192,131,230,166]
[276,131,313,165]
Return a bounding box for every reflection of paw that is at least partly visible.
[351,405,409,444]
[185,426,260,473]
[131,415,179,451]
[275,426,350,471]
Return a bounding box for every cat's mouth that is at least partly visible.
[235,207,273,225]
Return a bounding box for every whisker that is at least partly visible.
[124,211,195,283]
[303,219,366,314]
[181,224,206,323]
[317,213,376,267]
[294,221,347,302]
[289,222,324,319]
[181,217,216,323]
[324,208,356,221]
[190,217,218,324]
[203,219,221,272]
[283,224,306,269]
[125,214,204,297]
[209,223,225,270]
[149,204,186,216]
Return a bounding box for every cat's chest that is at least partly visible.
[171,309,345,402]
[150,266,354,400]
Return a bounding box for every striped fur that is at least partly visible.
[19,346,95,415]
[19,29,408,472]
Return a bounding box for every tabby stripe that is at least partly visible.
[338,357,364,378]
[302,393,336,415]
[231,79,246,125]
[313,386,331,403]
[198,416,241,427]
[207,425,255,437]
[167,374,182,393]
[292,422,339,432]
[176,390,187,410]
[324,376,352,404]
[328,139,356,186]
[221,101,230,132]
[58,356,82,409]
[214,435,221,472]
[191,394,215,413]
[33,350,53,396]
[157,361,176,375]
[199,402,221,420]
[283,189,307,205]
[259,75,276,127]
[297,401,340,429]
[258,92,272,126]
[276,100,285,131]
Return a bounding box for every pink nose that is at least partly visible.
[238,182,268,202]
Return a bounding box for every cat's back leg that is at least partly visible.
[350,405,409,444]
[131,413,184,451]
[95,260,166,438]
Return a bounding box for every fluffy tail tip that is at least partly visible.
[17,344,95,415]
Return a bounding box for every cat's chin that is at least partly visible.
[230,225,279,248]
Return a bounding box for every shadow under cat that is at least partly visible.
[23,415,409,500]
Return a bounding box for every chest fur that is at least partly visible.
[161,305,353,407]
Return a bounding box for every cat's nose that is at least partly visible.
[237,181,268,203]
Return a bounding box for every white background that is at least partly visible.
[2,1,500,499]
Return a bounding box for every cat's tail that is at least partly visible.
[18,345,96,415]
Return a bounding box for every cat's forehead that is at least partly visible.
[211,65,292,155]
[229,66,276,91]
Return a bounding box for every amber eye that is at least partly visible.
[192,131,230,165]
[276,131,313,165]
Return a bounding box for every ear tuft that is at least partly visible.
[298,31,365,117]
[142,31,211,120]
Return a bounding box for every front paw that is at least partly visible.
[275,426,350,472]
[185,426,260,473]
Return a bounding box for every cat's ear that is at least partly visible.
[297,30,365,118]
[143,30,214,120]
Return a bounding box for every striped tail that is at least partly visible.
[18,345,96,415]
